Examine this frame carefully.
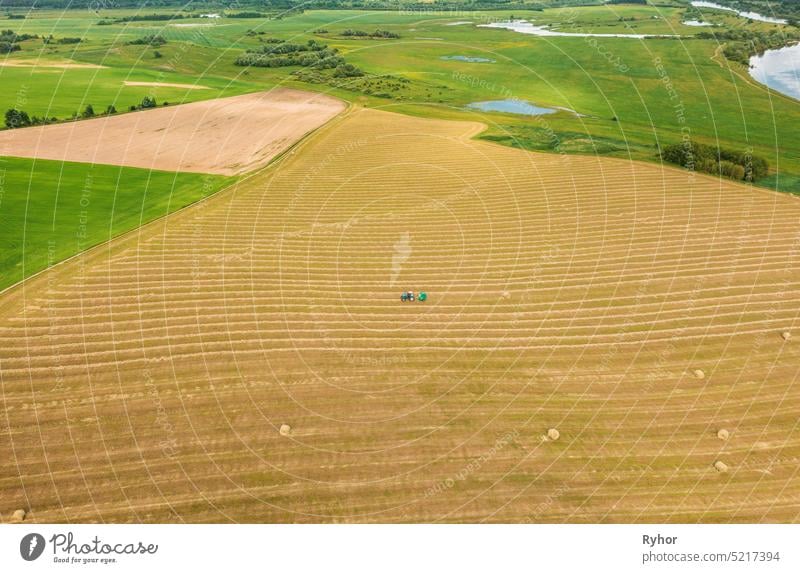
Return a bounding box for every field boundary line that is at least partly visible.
[0,94,352,311]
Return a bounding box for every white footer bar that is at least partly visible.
[1,524,798,572]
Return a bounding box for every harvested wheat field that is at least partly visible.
[0,88,345,175]
[1,107,800,524]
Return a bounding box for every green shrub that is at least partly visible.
[333,63,364,78]
[0,40,19,53]
[5,108,31,128]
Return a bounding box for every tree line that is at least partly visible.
[340,29,400,39]
[4,97,166,129]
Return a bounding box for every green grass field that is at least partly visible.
[0,156,231,290]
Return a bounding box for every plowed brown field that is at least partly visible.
[2,108,799,523]
[0,89,345,175]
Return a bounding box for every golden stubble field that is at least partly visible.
[1,107,799,523]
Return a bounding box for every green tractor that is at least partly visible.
[400,291,427,302]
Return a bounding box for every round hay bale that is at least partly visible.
[11,509,26,522]
[692,369,705,380]
[547,428,560,441]
[713,460,728,473]
[717,428,729,441]
[781,331,791,341]
[279,423,292,437]
[501,290,511,300]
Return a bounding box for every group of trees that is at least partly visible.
[0,28,36,53]
[0,39,19,53]
[257,39,326,54]
[128,35,167,47]
[5,109,38,128]
[661,140,769,182]
[5,108,62,128]
[79,104,117,118]
[0,30,82,51]
[340,28,400,39]
[139,96,158,109]
[127,96,161,111]
[235,39,349,69]
[235,37,370,76]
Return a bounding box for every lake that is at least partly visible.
[749,43,800,101]
[690,1,787,25]
[478,20,676,39]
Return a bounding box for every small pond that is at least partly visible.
[467,99,560,116]
[440,55,496,63]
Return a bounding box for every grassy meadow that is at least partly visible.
[0,155,230,290]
